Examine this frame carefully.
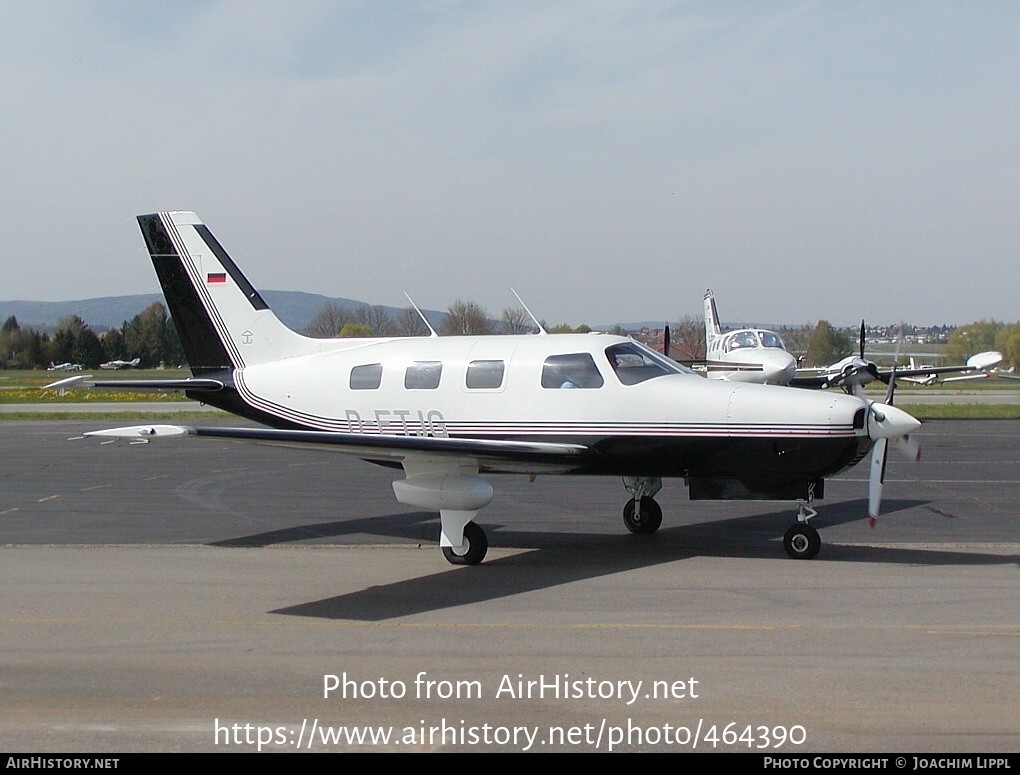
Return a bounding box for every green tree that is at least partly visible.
[338,323,373,337]
[993,323,1020,370]
[804,321,852,367]
[941,320,1002,364]
[47,315,104,368]
[115,302,183,367]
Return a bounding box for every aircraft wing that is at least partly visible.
[679,360,766,374]
[990,369,1020,381]
[870,354,1002,385]
[82,424,593,475]
[788,372,834,389]
[789,351,1003,390]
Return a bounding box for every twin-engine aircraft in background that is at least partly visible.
[63,212,921,565]
[693,289,1002,393]
[789,324,1002,392]
[697,289,798,385]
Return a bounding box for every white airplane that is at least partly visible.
[789,323,1002,392]
[99,358,141,370]
[47,362,83,371]
[78,211,920,564]
[898,355,1004,386]
[698,290,1002,392]
[698,289,798,385]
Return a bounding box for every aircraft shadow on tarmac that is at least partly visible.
[205,500,1019,622]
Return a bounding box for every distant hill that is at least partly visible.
[0,291,444,332]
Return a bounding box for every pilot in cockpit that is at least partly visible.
[727,331,758,351]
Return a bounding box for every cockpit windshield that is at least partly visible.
[726,331,759,351]
[605,341,691,385]
[757,331,785,349]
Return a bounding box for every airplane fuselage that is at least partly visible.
[194,333,873,490]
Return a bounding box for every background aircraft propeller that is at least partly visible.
[861,334,919,526]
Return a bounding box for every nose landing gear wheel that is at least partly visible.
[783,523,821,559]
[623,497,663,534]
[442,521,489,566]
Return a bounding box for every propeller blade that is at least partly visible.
[867,437,889,527]
[859,320,866,359]
[867,361,920,526]
[663,324,671,359]
[893,433,921,462]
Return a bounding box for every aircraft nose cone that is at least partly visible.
[760,353,798,385]
[867,403,921,440]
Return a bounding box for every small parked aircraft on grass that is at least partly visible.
[47,362,83,371]
[61,212,921,565]
[99,358,141,370]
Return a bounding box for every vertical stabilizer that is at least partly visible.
[137,212,314,375]
[704,289,723,351]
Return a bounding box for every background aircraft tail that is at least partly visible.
[137,212,317,375]
[704,289,723,348]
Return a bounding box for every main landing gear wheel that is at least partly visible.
[783,523,821,560]
[623,497,663,534]
[442,521,488,566]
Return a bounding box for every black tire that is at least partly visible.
[783,524,821,559]
[623,497,663,534]
[442,521,488,566]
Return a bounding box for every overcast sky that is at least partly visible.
[2,1,1017,327]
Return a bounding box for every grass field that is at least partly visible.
[0,370,190,403]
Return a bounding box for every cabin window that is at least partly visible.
[350,363,383,390]
[405,361,443,389]
[541,353,604,389]
[466,360,505,389]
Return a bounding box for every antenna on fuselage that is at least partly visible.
[403,292,439,338]
[510,288,547,335]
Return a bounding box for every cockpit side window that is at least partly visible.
[541,353,604,389]
[726,331,758,351]
[605,342,682,385]
[758,331,784,349]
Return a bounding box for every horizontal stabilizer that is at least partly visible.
[91,379,225,392]
[44,376,224,392]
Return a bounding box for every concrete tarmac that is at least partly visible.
[1,420,1017,752]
